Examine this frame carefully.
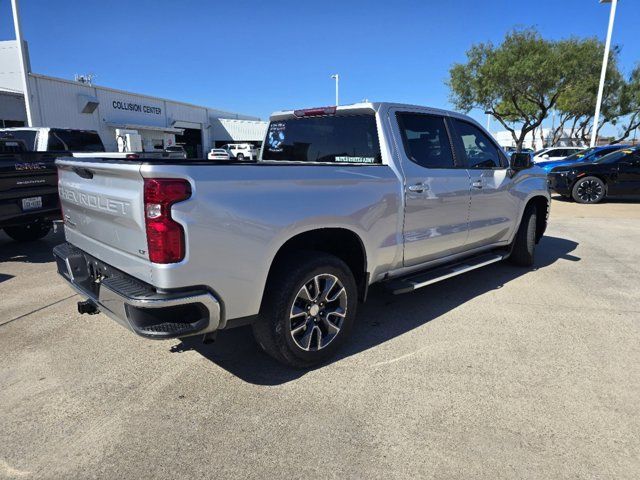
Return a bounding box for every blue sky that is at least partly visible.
[1,0,638,132]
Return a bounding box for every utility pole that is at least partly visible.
[591,0,619,147]
[330,74,339,106]
[11,0,34,126]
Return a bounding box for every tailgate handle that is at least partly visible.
[72,167,94,179]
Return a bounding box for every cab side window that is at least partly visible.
[396,113,455,168]
[452,119,503,168]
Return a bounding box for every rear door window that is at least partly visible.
[262,114,381,164]
[396,113,455,168]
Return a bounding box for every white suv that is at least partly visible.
[221,143,257,161]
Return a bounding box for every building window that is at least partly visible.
[0,120,26,128]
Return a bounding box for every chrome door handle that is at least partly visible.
[408,183,428,193]
[472,180,483,189]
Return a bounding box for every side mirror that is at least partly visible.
[510,152,532,171]
[542,154,550,159]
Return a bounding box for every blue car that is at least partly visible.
[538,145,626,173]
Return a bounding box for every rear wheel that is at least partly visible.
[253,252,358,368]
[572,176,606,204]
[236,153,245,161]
[3,221,51,242]
[509,204,537,267]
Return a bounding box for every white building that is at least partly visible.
[493,127,584,150]
[0,40,267,157]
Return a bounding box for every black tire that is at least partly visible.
[572,176,606,204]
[236,153,245,161]
[253,251,358,368]
[508,204,537,267]
[3,222,51,242]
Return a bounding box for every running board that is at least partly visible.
[386,252,506,295]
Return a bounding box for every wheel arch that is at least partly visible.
[262,228,369,309]
[522,195,549,244]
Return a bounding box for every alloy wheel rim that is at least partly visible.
[289,274,347,352]
[577,180,603,203]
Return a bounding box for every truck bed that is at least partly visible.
[55,156,402,321]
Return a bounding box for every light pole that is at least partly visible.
[591,0,619,147]
[483,110,492,134]
[10,0,33,126]
[330,74,339,106]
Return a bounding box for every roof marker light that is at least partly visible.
[293,106,337,117]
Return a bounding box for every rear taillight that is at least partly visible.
[143,178,192,264]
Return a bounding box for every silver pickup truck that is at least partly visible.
[53,102,549,367]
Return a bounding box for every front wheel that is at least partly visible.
[253,252,358,368]
[236,153,245,161]
[572,176,606,204]
[508,204,537,267]
[3,221,51,242]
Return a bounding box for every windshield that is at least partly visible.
[593,148,637,164]
[50,129,105,152]
[262,114,381,163]
[533,148,548,156]
[562,147,597,163]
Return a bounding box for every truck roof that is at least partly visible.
[270,102,477,125]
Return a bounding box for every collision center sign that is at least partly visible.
[112,100,162,115]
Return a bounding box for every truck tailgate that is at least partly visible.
[56,158,149,266]
[0,151,59,223]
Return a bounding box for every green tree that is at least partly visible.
[607,65,640,144]
[551,40,620,145]
[448,29,610,151]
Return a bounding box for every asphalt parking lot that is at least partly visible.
[1,198,639,479]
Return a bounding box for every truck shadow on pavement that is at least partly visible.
[173,235,580,385]
[0,229,64,265]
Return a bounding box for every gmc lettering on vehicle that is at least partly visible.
[15,162,46,171]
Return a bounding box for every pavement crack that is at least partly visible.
[0,294,77,327]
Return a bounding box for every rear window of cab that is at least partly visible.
[262,114,381,164]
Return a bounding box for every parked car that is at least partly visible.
[221,143,258,161]
[548,146,640,203]
[504,146,533,154]
[0,138,60,241]
[533,146,585,163]
[539,145,627,173]
[53,102,550,367]
[207,148,231,161]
